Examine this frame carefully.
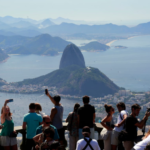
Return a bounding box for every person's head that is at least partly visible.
[82,96,90,104]
[35,103,42,112]
[43,126,55,141]
[1,105,12,117]
[131,104,141,116]
[29,103,36,111]
[116,102,126,112]
[104,104,115,115]
[53,95,61,104]
[43,115,51,127]
[82,126,91,137]
[145,142,150,150]
[73,103,80,112]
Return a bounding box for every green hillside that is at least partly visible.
[80,41,109,51]
[16,65,119,97]
[0,34,70,55]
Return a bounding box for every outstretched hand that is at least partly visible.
[145,112,150,118]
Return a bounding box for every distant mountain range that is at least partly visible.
[0,16,150,38]
[0,34,70,55]
[0,48,8,62]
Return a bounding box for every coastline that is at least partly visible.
[0,57,9,63]
[106,40,117,46]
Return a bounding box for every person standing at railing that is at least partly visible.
[22,103,43,150]
[100,104,115,150]
[77,96,96,139]
[66,103,80,150]
[123,104,150,150]
[46,90,65,144]
[111,102,128,150]
[0,99,17,150]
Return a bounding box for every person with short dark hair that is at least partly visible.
[123,104,150,150]
[36,115,59,140]
[66,103,80,150]
[22,103,43,150]
[46,90,64,143]
[100,104,115,150]
[111,102,128,150]
[78,96,96,139]
[76,126,100,150]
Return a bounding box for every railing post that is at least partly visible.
[16,129,26,150]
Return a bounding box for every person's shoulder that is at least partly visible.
[50,124,57,129]
[88,104,95,108]
[92,139,98,143]
[37,125,42,129]
[34,113,42,117]
[77,139,84,143]
[121,110,128,114]
[24,113,30,117]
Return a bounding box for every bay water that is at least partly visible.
[0,35,150,126]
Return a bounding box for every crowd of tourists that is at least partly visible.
[0,90,150,150]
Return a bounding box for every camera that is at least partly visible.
[147,108,150,113]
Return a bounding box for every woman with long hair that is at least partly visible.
[132,128,150,150]
[100,104,115,150]
[0,100,17,150]
[66,103,80,150]
[35,103,45,118]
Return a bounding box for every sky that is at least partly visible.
[0,0,150,22]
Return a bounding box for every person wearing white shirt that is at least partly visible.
[111,102,128,150]
[76,126,100,150]
[132,129,150,150]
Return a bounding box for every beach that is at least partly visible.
[106,40,117,46]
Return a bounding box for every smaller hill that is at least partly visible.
[59,44,86,69]
[80,41,110,51]
[0,48,8,62]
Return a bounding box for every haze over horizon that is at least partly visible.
[0,0,150,26]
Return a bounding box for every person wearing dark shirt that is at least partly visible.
[123,104,150,150]
[77,96,95,139]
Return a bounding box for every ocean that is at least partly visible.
[0,35,150,125]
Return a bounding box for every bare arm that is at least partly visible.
[46,90,56,105]
[66,112,72,122]
[115,114,127,127]
[135,113,150,129]
[50,108,57,121]
[101,115,112,130]
[22,122,26,130]
[33,134,41,143]
[1,100,10,124]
